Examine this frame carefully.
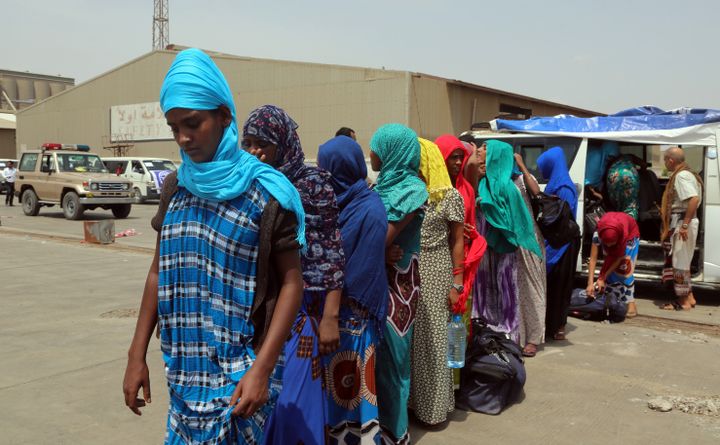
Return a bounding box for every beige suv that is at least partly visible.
[15,144,134,220]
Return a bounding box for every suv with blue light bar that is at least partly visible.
[14,143,134,220]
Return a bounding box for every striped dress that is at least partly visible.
[158,184,283,444]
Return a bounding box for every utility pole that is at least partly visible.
[152,0,169,50]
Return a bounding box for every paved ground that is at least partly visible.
[1,205,720,444]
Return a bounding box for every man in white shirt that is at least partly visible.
[660,147,702,310]
[3,161,17,206]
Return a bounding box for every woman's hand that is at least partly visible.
[448,288,461,308]
[230,366,270,419]
[385,244,403,265]
[248,147,267,162]
[513,153,527,172]
[585,283,596,298]
[123,358,151,416]
[318,315,340,355]
[595,278,606,294]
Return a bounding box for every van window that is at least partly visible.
[104,160,127,174]
[132,161,145,174]
[19,154,38,171]
[472,136,581,184]
[517,138,581,184]
[647,145,705,179]
[143,160,177,171]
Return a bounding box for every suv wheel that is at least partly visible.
[111,204,132,219]
[22,189,41,216]
[132,187,145,204]
[62,192,84,220]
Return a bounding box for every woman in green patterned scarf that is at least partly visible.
[472,140,542,343]
[370,123,428,445]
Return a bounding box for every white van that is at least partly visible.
[461,109,720,289]
[102,157,177,203]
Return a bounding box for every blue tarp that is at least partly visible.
[495,107,720,134]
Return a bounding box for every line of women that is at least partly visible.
[125,49,586,445]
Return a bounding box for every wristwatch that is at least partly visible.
[451,283,464,293]
[681,223,689,229]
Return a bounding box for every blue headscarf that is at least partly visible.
[537,146,578,271]
[317,136,388,331]
[585,141,620,188]
[369,124,428,221]
[159,48,305,246]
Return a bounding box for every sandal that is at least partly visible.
[661,300,692,311]
[522,344,537,358]
[553,329,567,341]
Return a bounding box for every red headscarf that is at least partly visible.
[435,134,487,314]
[597,212,640,279]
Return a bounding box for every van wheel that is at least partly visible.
[62,192,84,220]
[132,187,145,204]
[111,204,132,219]
[22,189,40,216]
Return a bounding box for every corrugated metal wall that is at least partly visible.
[15,50,597,162]
[16,52,411,162]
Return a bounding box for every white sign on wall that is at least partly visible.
[110,102,173,142]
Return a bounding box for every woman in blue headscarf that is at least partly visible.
[242,105,346,445]
[317,135,388,444]
[122,48,305,444]
[537,146,581,341]
[370,123,428,445]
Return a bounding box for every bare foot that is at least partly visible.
[626,301,638,318]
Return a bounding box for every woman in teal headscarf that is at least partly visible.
[472,140,542,343]
[122,48,305,445]
[370,123,428,445]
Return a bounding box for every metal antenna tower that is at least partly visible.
[152,0,169,50]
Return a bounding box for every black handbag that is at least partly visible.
[584,199,606,235]
[456,319,526,415]
[531,192,580,248]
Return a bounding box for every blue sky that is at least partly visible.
[5,0,718,114]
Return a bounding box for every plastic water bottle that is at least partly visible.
[447,314,466,368]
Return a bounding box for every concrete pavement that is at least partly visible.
[1,205,720,444]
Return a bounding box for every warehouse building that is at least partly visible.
[1,69,74,158]
[15,46,597,162]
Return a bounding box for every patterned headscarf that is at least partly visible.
[418,138,453,204]
[242,105,308,183]
[159,49,306,246]
[369,124,428,221]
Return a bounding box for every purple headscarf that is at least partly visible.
[242,105,308,182]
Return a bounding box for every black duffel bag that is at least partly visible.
[455,319,526,415]
[531,192,580,248]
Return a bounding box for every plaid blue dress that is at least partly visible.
[158,183,283,444]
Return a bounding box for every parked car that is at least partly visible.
[102,157,176,203]
[15,143,134,220]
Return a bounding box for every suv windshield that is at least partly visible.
[143,160,177,171]
[57,154,108,173]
